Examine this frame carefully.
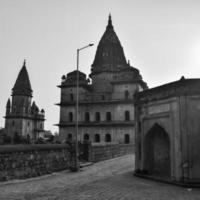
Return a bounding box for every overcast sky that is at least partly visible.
[0,0,200,132]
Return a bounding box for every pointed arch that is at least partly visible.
[144,123,171,177]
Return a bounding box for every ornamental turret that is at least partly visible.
[61,70,88,87]
[6,98,11,115]
[12,60,32,97]
[4,60,45,142]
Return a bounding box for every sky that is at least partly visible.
[0,0,200,132]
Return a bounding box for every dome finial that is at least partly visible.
[107,13,113,29]
[180,76,185,81]
[23,59,26,67]
[109,13,111,20]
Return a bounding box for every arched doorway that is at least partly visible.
[144,123,170,177]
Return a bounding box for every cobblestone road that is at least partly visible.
[0,155,200,200]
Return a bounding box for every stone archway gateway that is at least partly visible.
[144,123,170,177]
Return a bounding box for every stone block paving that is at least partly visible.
[0,155,199,200]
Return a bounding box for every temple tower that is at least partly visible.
[4,60,45,142]
[58,15,147,145]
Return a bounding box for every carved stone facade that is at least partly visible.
[134,77,200,184]
[57,15,147,144]
[4,61,45,141]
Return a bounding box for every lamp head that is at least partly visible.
[89,43,94,46]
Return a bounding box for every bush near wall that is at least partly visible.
[0,144,70,181]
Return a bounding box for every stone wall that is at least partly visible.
[0,144,70,181]
[89,143,134,162]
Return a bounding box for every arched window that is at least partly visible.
[85,112,90,122]
[12,106,16,113]
[124,134,130,143]
[69,112,73,122]
[25,107,28,114]
[94,134,100,142]
[68,133,72,140]
[27,134,30,141]
[13,132,20,144]
[106,112,112,121]
[105,134,111,142]
[139,121,142,132]
[125,90,129,99]
[70,93,74,101]
[125,111,130,121]
[95,112,101,122]
[84,133,89,141]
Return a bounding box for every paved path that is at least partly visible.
[0,155,200,200]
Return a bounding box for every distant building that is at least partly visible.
[4,60,45,141]
[134,77,200,184]
[57,15,147,144]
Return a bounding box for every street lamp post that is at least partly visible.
[73,43,94,172]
